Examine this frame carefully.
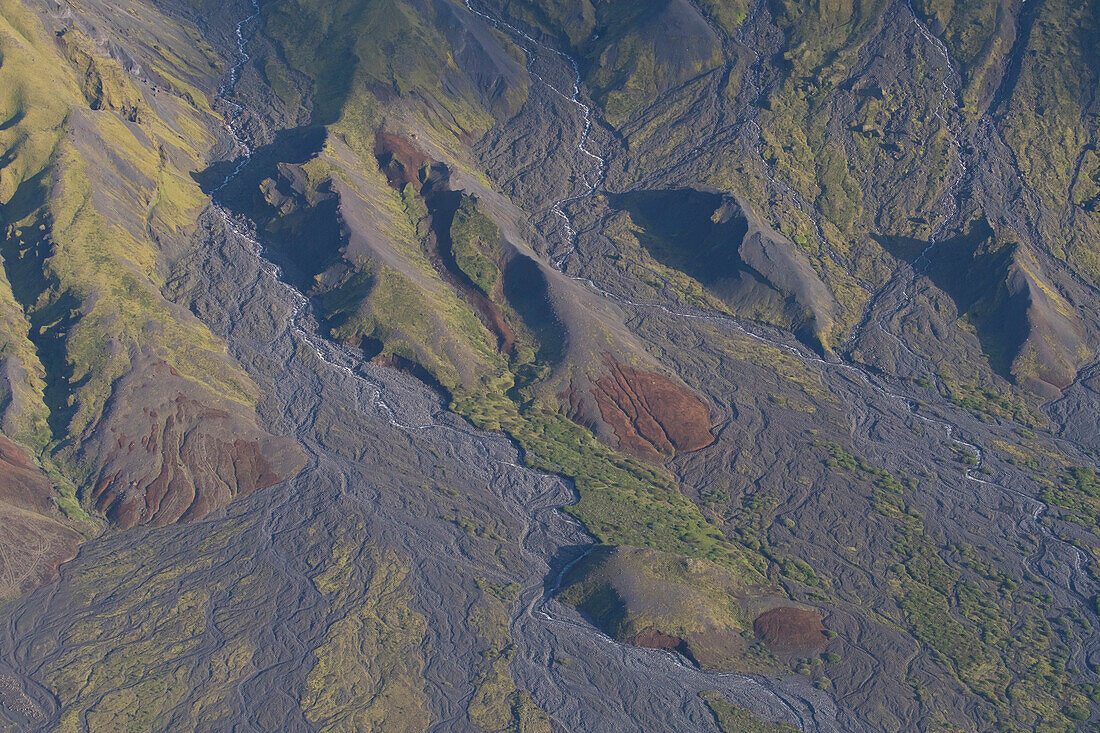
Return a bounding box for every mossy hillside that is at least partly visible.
[558,545,782,673]
[486,0,597,47]
[584,2,723,128]
[324,257,504,389]
[57,28,150,123]
[998,0,1100,284]
[40,137,256,439]
[0,264,49,450]
[495,0,723,127]
[451,194,503,297]
[445,194,551,377]
[764,0,882,233]
[694,0,750,36]
[0,0,80,343]
[264,0,497,153]
[319,140,442,269]
[911,0,1015,113]
[841,47,963,250]
[290,151,506,391]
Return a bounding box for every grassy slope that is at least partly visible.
[0,0,264,510]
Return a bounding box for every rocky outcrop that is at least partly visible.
[628,628,697,664]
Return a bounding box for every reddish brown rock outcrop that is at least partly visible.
[753,606,828,653]
[591,357,714,460]
[374,130,427,190]
[85,360,305,529]
[0,436,82,598]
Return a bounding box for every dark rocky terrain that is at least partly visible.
[0,0,1098,730]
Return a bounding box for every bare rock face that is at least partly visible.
[589,356,714,460]
[0,436,82,598]
[84,360,305,529]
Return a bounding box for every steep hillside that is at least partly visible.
[0,0,302,541]
[0,435,81,600]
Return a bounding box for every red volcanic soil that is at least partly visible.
[374,131,427,190]
[629,628,699,665]
[592,357,714,460]
[0,435,53,512]
[0,436,82,598]
[88,360,304,529]
[753,607,828,653]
